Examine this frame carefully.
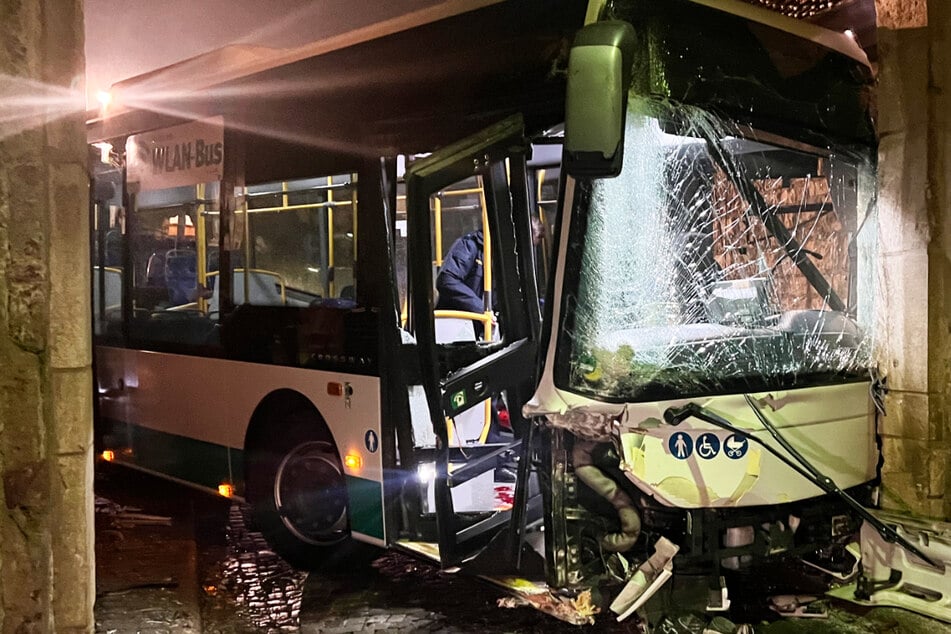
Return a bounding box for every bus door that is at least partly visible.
[404,115,543,566]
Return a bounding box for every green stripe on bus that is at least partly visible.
[345,475,384,540]
[102,419,237,491]
[103,419,383,539]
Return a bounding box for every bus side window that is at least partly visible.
[127,183,221,349]
[239,174,358,308]
[532,164,561,304]
[432,175,499,345]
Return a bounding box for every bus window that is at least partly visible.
[127,182,220,348]
[529,159,561,304]
[91,162,124,338]
[394,174,408,325]
[432,175,499,344]
[234,174,357,308]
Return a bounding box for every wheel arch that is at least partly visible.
[243,388,338,459]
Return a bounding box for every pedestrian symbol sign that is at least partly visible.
[365,429,379,453]
[668,432,693,459]
[724,434,748,459]
[696,433,721,459]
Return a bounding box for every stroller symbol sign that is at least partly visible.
[725,434,748,459]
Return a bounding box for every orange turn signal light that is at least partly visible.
[101,450,116,462]
[343,453,363,471]
[327,382,344,396]
[218,483,235,498]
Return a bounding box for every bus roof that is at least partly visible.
[87,0,588,151]
[100,0,504,113]
[88,0,872,153]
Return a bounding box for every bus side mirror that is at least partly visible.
[564,21,635,179]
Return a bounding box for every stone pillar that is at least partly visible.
[0,1,93,633]
[875,0,950,519]
[927,0,951,520]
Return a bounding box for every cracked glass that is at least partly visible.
[557,96,877,402]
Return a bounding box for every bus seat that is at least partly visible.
[207,269,287,312]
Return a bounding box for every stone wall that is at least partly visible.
[927,0,951,520]
[875,0,951,519]
[0,1,92,632]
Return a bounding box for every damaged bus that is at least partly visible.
[89,0,930,625]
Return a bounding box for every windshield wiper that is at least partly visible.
[703,139,846,312]
[663,398,940,569]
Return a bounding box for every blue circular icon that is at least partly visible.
[668,432,693,460]
[695,433,721,459]
[724,434,748,459]
[364,429,379,453]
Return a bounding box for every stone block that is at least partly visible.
[875,28,928,136]
[0,346,46,465]
[881,391,931,440]
[48,162,90,369]
[51,368,92,455]
[5,237,48,353]
[51,452,93,633]
[929,446,950,499]
[45,114,88,165]
[877,135,929,255]
[877,250,929,392]
[880,470,927,514]
[880,436,929,481]
[2,461,49,512]
[39,0,84,86]
[1,508,51,632]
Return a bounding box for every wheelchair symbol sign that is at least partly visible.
[668,432,693,459]
[696,433,720,459]
[724,434,748,459]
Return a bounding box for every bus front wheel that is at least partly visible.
[246,412,351,569]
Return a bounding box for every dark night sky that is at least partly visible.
[83,0,442,103]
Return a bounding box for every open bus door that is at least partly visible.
[404,115,543,567]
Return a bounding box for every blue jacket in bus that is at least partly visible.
[436,230,485,314]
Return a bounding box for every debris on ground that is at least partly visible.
[96,495,173,527]
[653,612,753,634]
[768,594,828,618]
[610,536,679,621]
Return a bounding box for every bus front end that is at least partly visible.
[528,0,880,614]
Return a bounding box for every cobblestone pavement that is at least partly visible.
[94,464,951,633]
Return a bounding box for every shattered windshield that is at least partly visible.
[557,97,877,402]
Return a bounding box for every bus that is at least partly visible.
[89,0,900,624]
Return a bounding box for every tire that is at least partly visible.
[245,409,352,570]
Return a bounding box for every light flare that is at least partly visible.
[0,74,85,141]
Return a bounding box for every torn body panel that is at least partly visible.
[530,381,876,509]
[828,512,951,624]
